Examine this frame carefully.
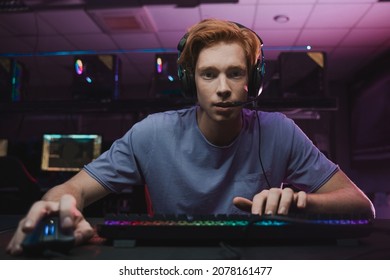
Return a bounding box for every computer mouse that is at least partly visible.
[21,215,75,255]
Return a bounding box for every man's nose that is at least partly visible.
[216,75,231,98]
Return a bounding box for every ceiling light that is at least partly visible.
[273,15,289,23]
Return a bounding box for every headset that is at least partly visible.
[177,22,265,101]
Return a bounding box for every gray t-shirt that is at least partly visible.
[84,106,338,215]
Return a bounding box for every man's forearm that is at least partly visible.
[306,189,375,218]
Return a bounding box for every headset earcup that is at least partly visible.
[179,68,196,98]
[248,59,265,98]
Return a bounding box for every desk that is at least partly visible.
[1,216,390,260]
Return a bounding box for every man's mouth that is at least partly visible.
[215,102,241,108]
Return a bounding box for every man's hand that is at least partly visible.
[6,194,94,256]
[233,187,307,215]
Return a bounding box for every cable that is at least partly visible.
[255,109,271,189]
[224,94,271,189]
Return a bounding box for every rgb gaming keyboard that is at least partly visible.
[96,213,373,243]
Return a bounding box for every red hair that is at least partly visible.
[178,19,262,76]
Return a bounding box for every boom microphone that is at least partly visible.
[230,100,257,107]
[231,85,263,107]
[217,95,261,107]
[216,85,264,107]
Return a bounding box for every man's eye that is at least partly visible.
[201,72,216,79]
[230,70,245,78]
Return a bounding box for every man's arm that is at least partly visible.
[305,169,375,218]
[42,169,110,210]
[233,170,375,219]
[6,170,111,255]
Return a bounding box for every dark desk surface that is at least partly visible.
[1,216,390,260]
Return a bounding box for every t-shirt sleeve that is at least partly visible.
[83,117,155,193]
[279,115,339,193]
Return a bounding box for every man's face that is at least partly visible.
[195,42,248,124]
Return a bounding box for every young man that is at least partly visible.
[7,19,375,255]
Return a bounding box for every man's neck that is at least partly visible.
[196,108,242,147]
